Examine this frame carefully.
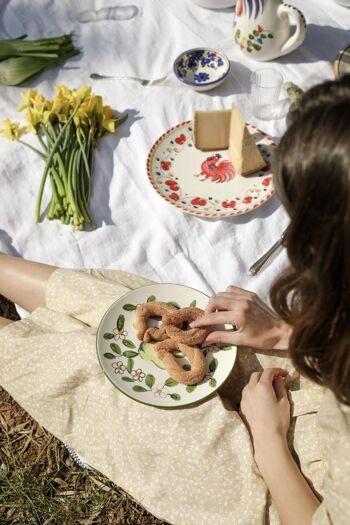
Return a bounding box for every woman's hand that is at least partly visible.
[190,285,292,350]
[240,368,290,461]
[240,368,321,525]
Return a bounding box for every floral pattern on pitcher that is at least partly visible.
[234,0,307,61]
[234,24,274,52]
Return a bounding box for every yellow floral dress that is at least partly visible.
[0,268,349,525]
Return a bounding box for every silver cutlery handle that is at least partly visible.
[248,235,285,276]
[90,73,139,80]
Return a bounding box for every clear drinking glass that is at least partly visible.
[250,69,283,120]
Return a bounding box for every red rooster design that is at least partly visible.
[200,154,235,183]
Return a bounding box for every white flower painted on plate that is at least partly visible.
[113,327,128,341]
[152,385,168,398]
[112,361,126,374]
[131,369,146,382]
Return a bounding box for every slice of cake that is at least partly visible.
[228,105,266,176]
[193,109,231,151]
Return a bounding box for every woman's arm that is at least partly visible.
[190,285,292,350]
[255,439,320,525]
[240,368,321,525]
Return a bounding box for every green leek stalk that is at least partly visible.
[0,34,79,86]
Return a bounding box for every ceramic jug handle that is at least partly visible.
[277,4,307,57]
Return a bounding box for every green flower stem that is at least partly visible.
[47,196,56,220]
[36,132,48,153]
[62,122,71,152]
[47,172,61,219]
[35,103,81,222]
[78,156,96,228]
[76,127,91,184]
[50,166,65,198]
[17,139,46,160]
[67,145,79,216]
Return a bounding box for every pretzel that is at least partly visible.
[154,339,207,385]
[162,307,210,345]
[143,326,168,343]
[134,301,177,341]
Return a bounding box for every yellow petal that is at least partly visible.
[0,119,27,140]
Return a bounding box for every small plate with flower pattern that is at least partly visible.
[96,283,237,409]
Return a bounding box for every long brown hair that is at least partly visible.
[270,76,350,405]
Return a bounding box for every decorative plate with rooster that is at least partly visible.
[147,120,276,218]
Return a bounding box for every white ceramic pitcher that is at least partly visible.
[233,0,307,61]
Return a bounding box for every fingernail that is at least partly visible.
[189,322,196,328]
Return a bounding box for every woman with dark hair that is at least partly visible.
[191,75,350,524]
[0,77,349,525]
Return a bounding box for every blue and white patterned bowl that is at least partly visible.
[173,48,230,92]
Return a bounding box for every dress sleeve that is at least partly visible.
[311,428,350,523]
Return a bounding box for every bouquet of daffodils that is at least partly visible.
[1,86,127,229]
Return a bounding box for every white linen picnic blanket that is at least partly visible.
[1,0,349,303]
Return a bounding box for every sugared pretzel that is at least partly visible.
[162,307,210,345]
[143,326,168,343]
[134,301,177,341]
[154,339,207,385]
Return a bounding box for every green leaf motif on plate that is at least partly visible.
[127,358,134,374]
[145,374,155,389]
[122,339,136,349]
[123,350,138,358]
[209,378,217,388]
[189,300,197,307]
[133,386,148,393]
[170,393,181,401]
[209,358,218,373]
[103,352,115,359]
[117,314,125,331]
[253,44,261,51]
[186,385,197,393]
[165,378,179,387]
[167,301,180,309]
[122,377,135,382]
[110,343,121,354]
[147,295,156,303]
[103,333,114,340]
[123,304,137,311]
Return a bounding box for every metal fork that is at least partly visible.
[248,232,286,276]
[90,73,167,86]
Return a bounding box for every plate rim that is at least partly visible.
[146,120,276,218]
[96,282,237,409]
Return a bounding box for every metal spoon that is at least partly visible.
[90,73,167,87]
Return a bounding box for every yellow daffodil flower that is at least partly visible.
[0,119,27,140]
[102,105,116,133]
[17,88,40,112]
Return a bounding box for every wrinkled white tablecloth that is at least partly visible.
[0,0,349,303]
